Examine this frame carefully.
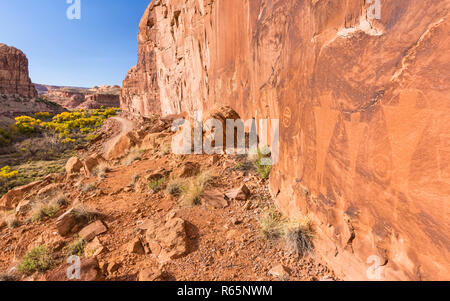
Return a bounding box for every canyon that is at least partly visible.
[121,0,450,280]
[40,85,121,110]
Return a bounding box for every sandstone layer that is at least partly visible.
[121,0,450,280]
[43,86,120,110]
[0,44,37,98]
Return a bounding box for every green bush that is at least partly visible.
[18,245,52,275]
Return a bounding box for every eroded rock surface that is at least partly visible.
[121,0,450,280]
[0,43,37,98]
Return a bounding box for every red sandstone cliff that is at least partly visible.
[121,0,450,280]
[0,44,37,98]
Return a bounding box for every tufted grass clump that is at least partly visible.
[18,245,53,275]
[31,202,60,223]
[258,205,315,257]
[180,172,211,206]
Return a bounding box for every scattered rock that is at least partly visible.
[79,220,108,242]
[66,157,84,176]
[138,267,164,281]
[56,208,91,237]
[0,180,44,210]
[107,261,121,274]
[269,264,290,280]
[225,184,251,201]
[84,153,105,176]
[85,237,105,257]
[173,162,200,178]
[202,190,228,209]
[144,216,188,262]
[128,238,145,255]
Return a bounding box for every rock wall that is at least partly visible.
[0,44,37,98]
[121,0,450,280]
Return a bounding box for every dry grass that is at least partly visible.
[93,162,111,181]
[71,203,104,222]
[1,210,20,229]
[258,205,315,257]
[122,147,145,166]
[31,198,61,223]
[180,172,211,206]
[166,178,184,197]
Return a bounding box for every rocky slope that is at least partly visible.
[0,115,336,281]
[121,0,450,280]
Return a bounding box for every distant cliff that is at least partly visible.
[0,43,37,98]
[121,0,450,280]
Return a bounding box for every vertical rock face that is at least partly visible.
[0,44,37,98]
[122,0,450,280]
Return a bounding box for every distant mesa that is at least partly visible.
[0,43,65,126]
[0,43,37,98]
[35,84,121,110]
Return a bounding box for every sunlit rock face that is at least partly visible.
[0,43,37,98]
[121,0,450,280]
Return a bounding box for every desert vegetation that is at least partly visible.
[0,108,120,197]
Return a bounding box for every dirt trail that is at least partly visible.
[103,116,135,155]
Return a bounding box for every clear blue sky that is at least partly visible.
[0,0,151,87]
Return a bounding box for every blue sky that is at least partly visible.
[0,0,151,87]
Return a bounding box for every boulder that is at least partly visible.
[0,180,44,210]
[56,208,91,237]
[79,220,108,242]
[225,184,251,201]
[144,216,188,262]
[173,162,200,178]
[85,237,105,257]
[106,132,138,160]
[65,157,83,175]
[83,153,106,177]
[202,190,228,209]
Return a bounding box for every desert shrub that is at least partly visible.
[18,245,52,275]
[15,134,72,161]
[148,178,166,193]
[166,180,183,197]
[284,220,315,257]
[0,166,19,179]
[35,112,53,121]
[259,206,286,240]
[31,202,60,222]
[253,147,272,179]
[258,205,315,256]
[63,237,86,257]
